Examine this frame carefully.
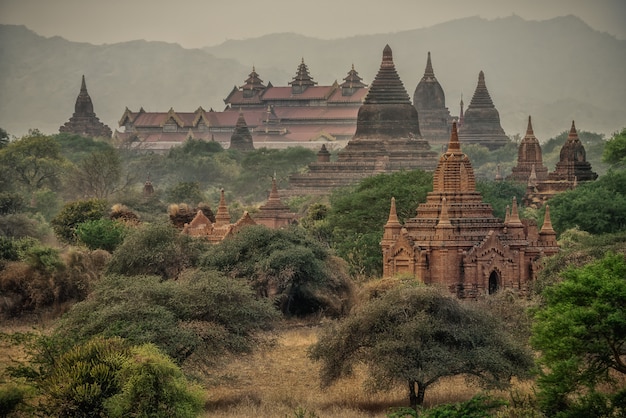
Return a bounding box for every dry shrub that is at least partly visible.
[0,250,109,318]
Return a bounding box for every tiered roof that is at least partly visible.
[59,75,112,138]
[509,116,549,182]
[289,58,318,92]
[457,71,508,149]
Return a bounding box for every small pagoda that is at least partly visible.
[59,75,112,138]
[229,112,255,151]
[508,116,549,182]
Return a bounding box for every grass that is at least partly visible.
[1,316,535,417]
[202,320,486,417]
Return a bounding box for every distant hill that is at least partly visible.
[1,15,624,140]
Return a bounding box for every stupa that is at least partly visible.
[59,75,112,138]
[382,122,559,298]
[288,45,438,195]
[229,112,255,151]
[508,116,549,182]
[413,52,452,146]
[457,71,508,149]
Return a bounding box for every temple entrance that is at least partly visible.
[488,270,500,294]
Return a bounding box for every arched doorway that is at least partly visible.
[488,270,500,294]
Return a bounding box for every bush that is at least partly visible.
[33,336,205,418]
[75,218,128,252]
[202,225,355,316]
[0,382,32,416]
[106,221,204,279]
[55,270,278,366]
[51,199,107,244]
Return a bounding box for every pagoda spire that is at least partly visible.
[289,58,317,92]
[362,44,411,105]
[385,197,401,226]
[568,120,579,142]
[215,189,231,227]
[526,115,534,136]
[509,197,523,226]
[447,121,461,152]
[424,51,434,77]
[540,205,555,234]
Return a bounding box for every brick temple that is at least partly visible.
[59,75,112,138]
[457,71,509,150]
[287,45,438,195]
[519,120,598,207]
[413,52,453,148]
[382,122,559,298]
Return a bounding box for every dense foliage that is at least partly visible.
[309,280,534,409]
[202,225,354,316]
[75,218,129,252]
[325,170,433,277]
[106,221,205,279]
[16,336,205,418]
[603,127,626,167]
[51,198,108,244]
[547,168,626,234]
[532,253,626,416]
[54,271,279,366]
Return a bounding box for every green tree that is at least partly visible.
[476,180,526,219]
[603,127,626,166]
[51,199,107,244]
[75,218,128,252]
[166,181,205,205]
[326,170,433,277]
[0,132,69,193]
[55,132,116,163]
[54,271,278,365]
[106,221,204,279]
[68,148,125,199]
[531,252,626,416]
[202,225,354,316]
[548,169,626,234]
[309,282,533,409]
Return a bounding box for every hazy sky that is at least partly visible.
[1,0,625,49]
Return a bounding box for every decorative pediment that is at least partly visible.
[118,107,137,127]
[161,108,185,128]
[192,107,210,127]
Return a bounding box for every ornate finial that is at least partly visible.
[540,204,555,234]
[382,44,393,67]
[568,120,578,141]
[447,121,461,152]
[81,74,87,92]
[386,197,401,225]
[526,115,534,136]
[509,196,523,225]
[424,51,434,77]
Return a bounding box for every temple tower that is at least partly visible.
[229,112,255,151]
[548,120,598,182]
[382,122,559,298]
[413,52,452,145]
[59,75,112,138]
[457,71,508,149]
[288,45,438,195]
[508,116,549,182]
[289,58,317,94]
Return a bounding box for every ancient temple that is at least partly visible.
[457,71,508,150]
[524,120,598,207]
[182,189,256,244]
[60,75,112,138]
[413,52,452,146]
[382,122,559,298]
[508,116,549,182]
[288,45,438,195]
[253,176,298,228]
[116,60,368,151]
[229,112,255,151]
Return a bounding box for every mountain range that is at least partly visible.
[0,14,624,141]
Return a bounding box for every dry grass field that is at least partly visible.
[202,320,509,417]
[1,317,537,417]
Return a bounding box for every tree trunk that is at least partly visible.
[408,380,418,410]
[416,382,426,407]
